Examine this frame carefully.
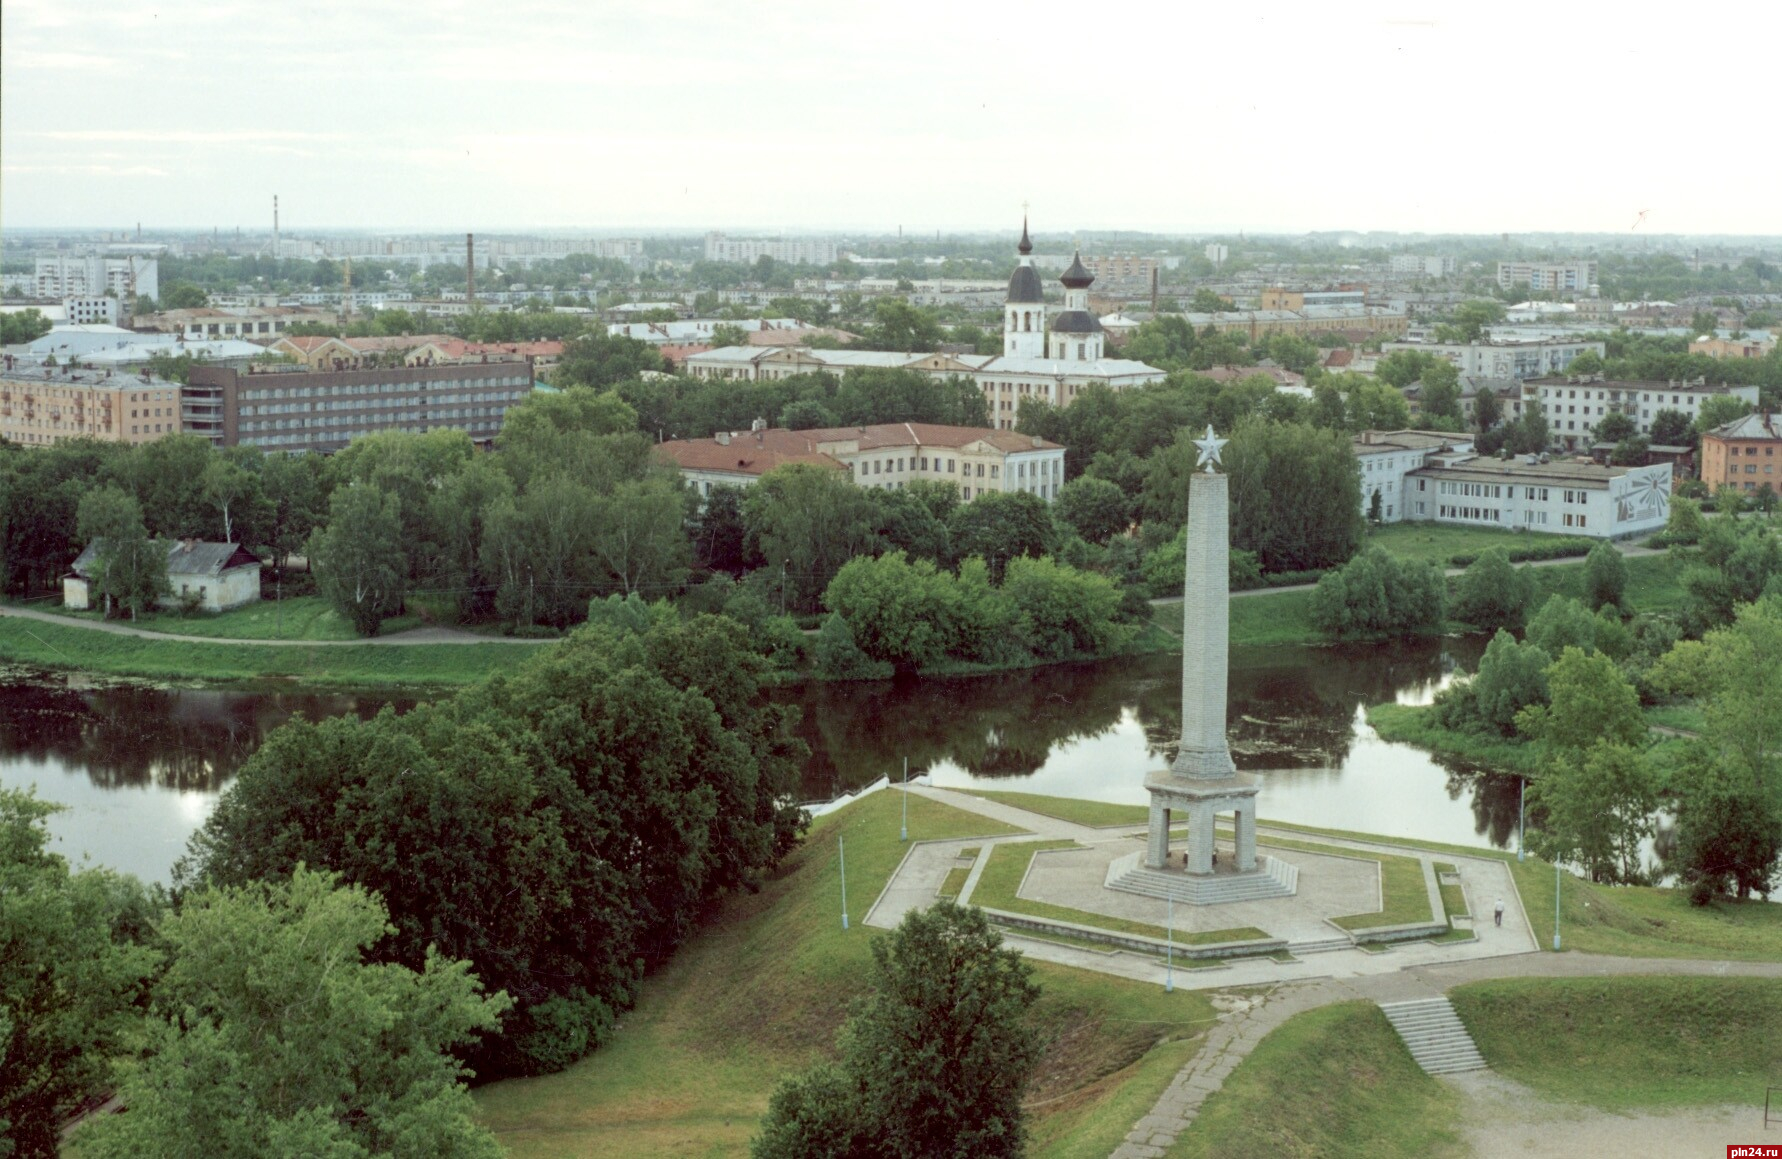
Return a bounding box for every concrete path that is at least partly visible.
[0,604,553,647]
[1110,953,1782,1159]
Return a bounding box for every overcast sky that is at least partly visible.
[4,0,1779,237]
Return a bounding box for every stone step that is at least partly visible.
[1286,936,1353,955]
[1105,850,1298,905]
[1379,997,1490,1075]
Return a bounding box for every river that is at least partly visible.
[1,636,1541,885]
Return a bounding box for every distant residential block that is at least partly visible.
[1496,261,1598,292]
[0,362,183,446]
[1382,337,1605,380]
[1525,375,1761,450]
[703,232,839,265]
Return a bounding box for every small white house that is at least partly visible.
[65,539,262,613]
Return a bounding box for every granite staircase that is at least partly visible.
[1105,851,1298,904]
[1378,997,1489,1075]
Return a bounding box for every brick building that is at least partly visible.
[1701,411,1780,497]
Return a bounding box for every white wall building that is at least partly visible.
[1383,337,1605,380]
[703,232,839,265]
[1390,255,1457,278]
[34,254,159,301]
[63,296,121,326]
[1407,456,1670,539]
[1525,376,1763,449]
[1352,430,1477,523]
[1496,261,1598,292]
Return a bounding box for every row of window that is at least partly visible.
[243,391,518,417]
[241,379,526,401]
[244,408,505,432]
[1732,446,1778,456]
[1728,464,1776,476]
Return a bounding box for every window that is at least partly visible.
[975,464,985,478]
[873,461,881,474]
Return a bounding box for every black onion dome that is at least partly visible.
[1060,250,1093,289]
[1007,264,1044,303]
[1017,216,1033,256]
[1049,310,1103,334]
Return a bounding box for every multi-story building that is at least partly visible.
[1701,411,1780,496]
[1352,430,1476,523]
[1081,256,1159,283]
[702,232,839,266]
[34,253,159,301]
[1260,287,1367,310]
[1496,261,1598,292]
[1178,305,1409,340]
[1406,454,1671,539]
[138,306,335,341]
[265,334,456,371]
[184,363,535,453]
[0,362,183,446]
[1525,376,1762,450]
[1383,337,1605,380]
[656,421,1066,503]
[63,296,122,326]
[1689,335,1776,359]
[1390,255,1457,278]
[1204,243,1229,266]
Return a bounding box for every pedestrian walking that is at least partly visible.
[1493,897,1504,927]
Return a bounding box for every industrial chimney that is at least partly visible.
[466,233,476,304]
[273,195,280,258]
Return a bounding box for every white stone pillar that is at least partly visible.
[1175,471,1237,779]
[1235,803,1257,872]
[1146,803,1171,870]
[1186,802,1216,875]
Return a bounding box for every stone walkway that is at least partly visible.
[0,604,552,646]
[1110,953,1782,1158]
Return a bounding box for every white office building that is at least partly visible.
[1352,430,1477,523]
[703,232,839,265]
[1383,337,1605,380]
[1496,261,1598,292]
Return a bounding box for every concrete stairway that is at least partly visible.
[1105,851,1298,904]
[1378,997,1489,1075]
[1286,934,1353,956]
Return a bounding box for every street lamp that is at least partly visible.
[900,757,908,843]
[1165,893,1175,993]
[840,835,849,931]
[1553,860,1562,951]
[1518,776,1526,863]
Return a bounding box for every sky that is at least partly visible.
[4,0,1781,237]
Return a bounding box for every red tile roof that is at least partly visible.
[655,422,1063,478]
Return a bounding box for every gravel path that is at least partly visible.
[1449,1071,1767,1159]
[0,605,554,647]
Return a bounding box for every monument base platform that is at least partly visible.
[1105,849,1298,905]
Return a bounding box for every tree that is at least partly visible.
[1451,548,1532,630]
[78,869,507,1159]
[0,308,53,346]
[200,456,257,544]
[1375,350,1433,388]
[551,332,665,389]
[1468,630,1551,736]
[1147,419,1362,573]
[1,788,159,1159]
[1189,288,1229,313]
[742,463,879,613]
[1665,494,1706,543]
[75,485,168,618]
[1418,359,1463,424]
[161,282,209,310]
[693,484,751,575]
[1451,300,1506,342]
[1054,476,1130,545]
[1653,597,1782,806]
[1528,741,1659,883]
[1525,595,1599,656]
[1689,309,1720,337]
[1473,384,1503,432]
[870,486,951,564]
[1001,555,1130,660]
[1582,539,1628,612]
[781,398,840,430]
[1650,409,1693,446]
[710,323,750,348]
[1695,393,1754,435]
[948,491,1054,582]
[1567,349,1605,377]
[587,475,691,598]
[308,485,405,635]
[1669,746,1780,903]
[753,902,1040,1159]
[859,298,943,352]
[825,552,960,674]
[1593,412,1636,444]
[1308,547,1445,639]
[1517,646,1645,755]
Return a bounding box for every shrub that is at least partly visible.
[1451,548,1532,630]
[1309,547,1445,639]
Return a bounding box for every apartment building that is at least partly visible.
[1177,305,1409,339]
[657,422,1066,503]
[1525,376,1762,450]
[1496,261,1598,292]
[1689,335,1776,359]
[184,363,535,453]
[139,306,335,341]
[1390,255,1457,278]
[1701,411,1780,496]
[34,253,159,300]
[1081,256,1159,283]
[0,362,184,446]
[1383,337,1605,380]
[703,232,839,265]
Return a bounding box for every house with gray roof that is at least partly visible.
[66,539,262,613]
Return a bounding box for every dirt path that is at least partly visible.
[0,604,554,647]
[1448,1071,1766,1159]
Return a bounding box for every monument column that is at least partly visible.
[1146,804,1171,870]
[1186,803,1216,875]
[1235,802,1257,872]
[1174,469,1238,779]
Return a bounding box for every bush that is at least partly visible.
[1447,536,1592,567]
[1582,540,1628,613]
[1309,547,1445,639]
[1451,548,1532,630]
[814,612,892,681]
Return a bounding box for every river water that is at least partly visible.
[3,636,1536,884]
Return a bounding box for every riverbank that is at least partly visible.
[0,615,541,689]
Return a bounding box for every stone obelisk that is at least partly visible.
[1143,426,1261,877]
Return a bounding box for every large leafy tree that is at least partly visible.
[743,463,879,613]
[753,902,1040,1159]
[1582,540,1628,612]
[308,484,405,635]
[1,789,159,1158]
[552,332,665,390]
[1308,547,1444,639]
[1450,548,1532,630]
[948,490,1055,582]
[77,869,506,1159]
[75,485,168,618]
[1528,741,1659,884]
[1054,475,1130,545]
[826,552,960,674]
[587,475,692,598]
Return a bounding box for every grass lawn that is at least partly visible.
[475,791,1223,1159]
[33,594,425,640]
[1365,522,1592,567]
[1256,817,1782,962]
[0,615,538,688]
[1154,588,1318,649]
[1365,702,1538,773]
[1168,1001,1464,1158]
[1452,977,1782,1112]
[958,790,1149,828]
[1644,702,1706,733]
[1434,863,1469,919]
[970,840,1267,946]
[937,865,971,898]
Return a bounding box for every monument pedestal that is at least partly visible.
[1143,770,1261,874]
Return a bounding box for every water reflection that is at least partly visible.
[0,673,411,882]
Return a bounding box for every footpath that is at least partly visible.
[0,604,553,647]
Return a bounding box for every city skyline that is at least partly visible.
[4,0,1780,236]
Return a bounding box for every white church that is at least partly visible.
[683,219,1166,429]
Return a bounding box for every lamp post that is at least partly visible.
[1165,893,1175,993]
[1517,776,1526,863]
[1553,860,1562,951]
[900,757,908,843]
[840,836,849,930]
